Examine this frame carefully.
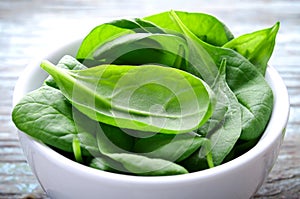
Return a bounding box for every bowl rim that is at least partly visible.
[12,39,290,184]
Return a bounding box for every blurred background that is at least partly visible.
[1,0,299,198]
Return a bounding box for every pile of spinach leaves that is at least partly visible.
[12,10,279,176]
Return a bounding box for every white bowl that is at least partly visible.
[13,39,290,199]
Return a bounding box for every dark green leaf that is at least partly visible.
[95,123,135,154]
[93,33,188,68]
[12,86,98,154]
[133,133,206,162]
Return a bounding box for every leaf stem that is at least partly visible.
[72,136,83,163]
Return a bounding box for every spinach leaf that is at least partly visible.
[144,10,234,46]
[89,157,122,173]
[92,31,217,87]
[201,46,273,140]
[133,18,165,33]
[222,138,260,163]
[40,57,215,134]
[133,133,206,162]
[179,150,209,172]
[178,137,214,171]
[198,60,241,165]
[92,33,188,68]
[100,153,188,176]
[45,55,88,88]
[12,86,98,155]
[169,11,273,140]
[95,123,135,154]
[223,22,280,75]
[95,126,189,175]
[76,18,164,60]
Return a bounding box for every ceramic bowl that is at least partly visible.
[13,39,290,199]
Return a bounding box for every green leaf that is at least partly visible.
[76,18,164,60]
[168,10,218,86]
[179,150,209,172]
[223,22,280,75]
[198,59,242,165]
[133,133,206,162]
[203,46,273,140]
[95,122,135,154]
[45,55,88,88]
[102,153,188,176]
[89,157,118,172]
[12,86,98,155]
[40,57,215,134]
[12,86,76,152]
[144,10,234,46]
[169,11,273,140]
[92,30,218,87]
[178,138,214,171]
[92,33,188,68]
[95,126,188,175]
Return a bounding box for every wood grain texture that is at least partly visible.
[1,0,299,198]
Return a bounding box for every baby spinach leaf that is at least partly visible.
[89,157,122,173]
[202,46,273,140]
[93,33,188,68]
[169,11,273,140]
[223,22,280,75]
[178,138,214,171]
[179,150,209,172]
[45,55,135,156]
[76,18,164,60]
[12,86,98,155]
[92,30,217,87]
[133,18,165,34]
[223,138,260,163]
[133,133,206,162]
[144,10,234,46]
[198,60,241,165]
[40,57,215,134]
[95,127,188,175]
[76,20,135,60]
[12,86,75,152]
[45,55,88,88]
[101,153,188,176]
[95,122,135,154]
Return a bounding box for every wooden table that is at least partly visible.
[1,0,299,198]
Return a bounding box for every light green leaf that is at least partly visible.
[169,11,273,140]
[224,22,280,75]
[144,10,234,46]
[198,60,242,165]
[76,18,164,60]
[103,153,188,176]
[41,57,215,134]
